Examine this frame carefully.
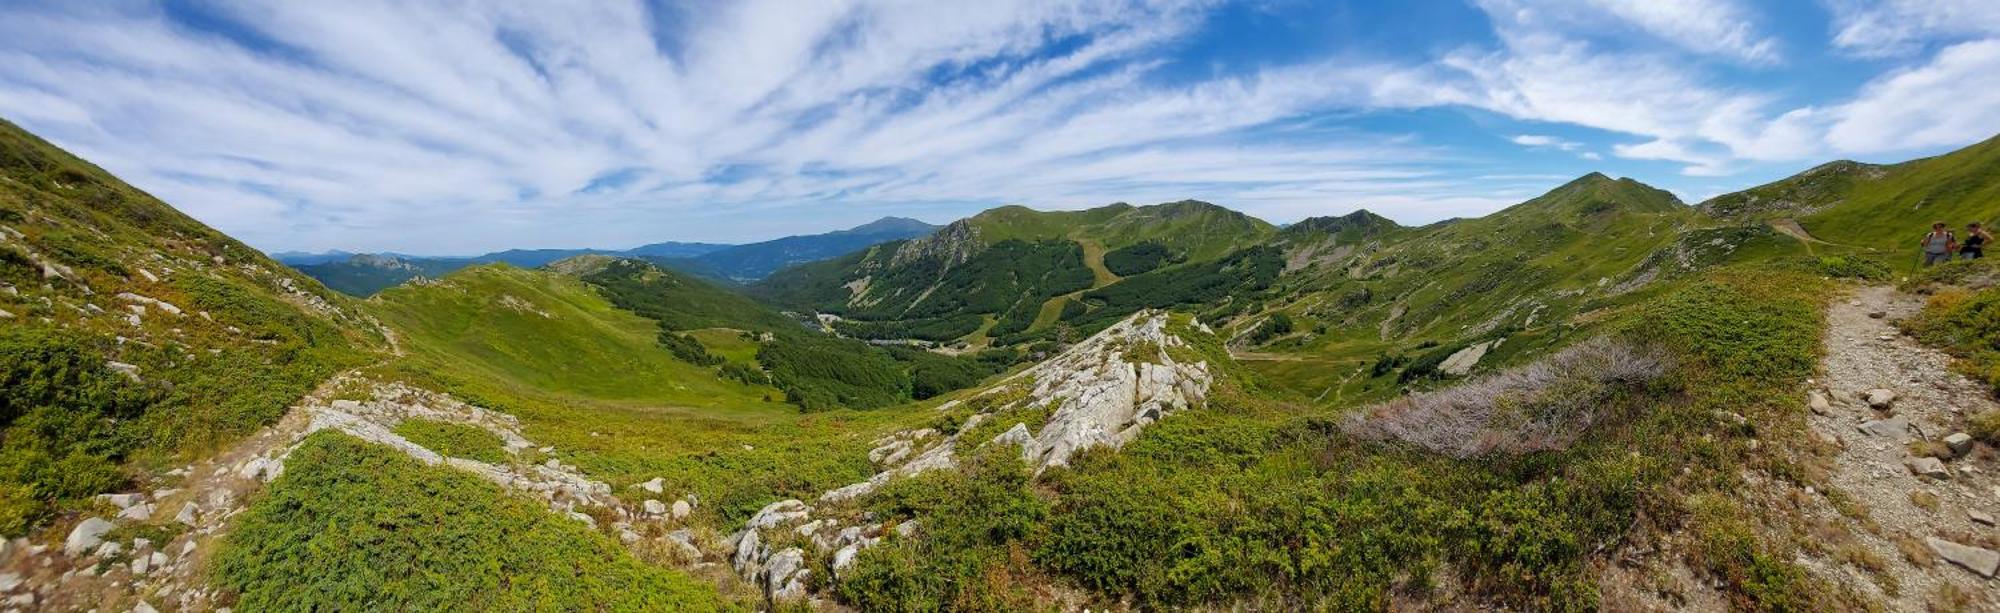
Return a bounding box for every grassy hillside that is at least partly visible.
[0,117,375,533]
[366,261,1004,519]
[369,264,777,407]
[1699,134,2000,263]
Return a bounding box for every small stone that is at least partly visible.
[643,499,667,515]
[1865,388,1897,409]
[0,572,20,592]
[175,503,198,526]
[131,554,152,576]
[1867,311,1886,319]
[1807,391,1832,415]
[671,499,691,520]
[1970,509,1995,525]
[637,478,665,494]
[1927,537,2000,578]
[1946,432,1975,456]
[1907,456,1950,479]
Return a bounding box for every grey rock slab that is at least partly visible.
[1857,416,1909,439]
[1907,456,1950,479]
[64,517,115,556]
[1927,537,2000,578]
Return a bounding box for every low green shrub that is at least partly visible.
[393,419,509,464]
[1900,287,2000,394]
[214,432,727,611]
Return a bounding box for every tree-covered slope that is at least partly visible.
[0,118,379,533]
[747,200,1276,344]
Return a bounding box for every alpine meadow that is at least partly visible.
[4,1,2000,611]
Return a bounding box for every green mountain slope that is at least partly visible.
[1698,134,2000,258]
[0,118,377,532]
[748,200,1276,344]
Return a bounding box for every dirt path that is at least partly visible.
[1802,285,2000,609]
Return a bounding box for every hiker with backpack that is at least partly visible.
[1962,222,1990,260]
[1922,222,1957,266]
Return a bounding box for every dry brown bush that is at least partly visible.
[1343,337,1671,458]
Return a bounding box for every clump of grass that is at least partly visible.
[1909,491,1941,512]
[1895,534,1936,566]
[1814,255,1890,281]
[393,419,509,464]
[1970,411,2000,444]
[1907,439,1954,460]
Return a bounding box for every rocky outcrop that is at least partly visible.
[727,310,1216,603]
[887,219,981,270]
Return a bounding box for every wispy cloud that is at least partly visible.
[0,1,1996,252]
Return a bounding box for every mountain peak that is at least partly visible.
[840,216,938,236]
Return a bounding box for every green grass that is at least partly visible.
[366,264,933,522]
[0,118,375,534]
[1900,285,2000,394]
[393,419,510,464]
[214,432,731,611]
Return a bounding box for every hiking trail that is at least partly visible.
[1801,285,2000,608]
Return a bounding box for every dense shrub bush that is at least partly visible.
[215,432,722,610]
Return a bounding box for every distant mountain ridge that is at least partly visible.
[290,216,936,296]
[659,216,939,282]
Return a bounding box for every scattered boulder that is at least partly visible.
[765,548,809,601]
[118,502,155,521]
[642,499,667,516]
[97,493,145,510]
[64,517,115,556]
[1945,432,1975,456]
[747,499,809,530]
[1856,416,1908,439]
[671,499,691,520]
[637,477,665,494]
[1927,537,2000,578]
[1865,388,1897,409]
[1907,456,1950,479]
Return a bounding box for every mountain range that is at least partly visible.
[9,112,2000,611]
[284,216,938,296]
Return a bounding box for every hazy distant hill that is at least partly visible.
[655,216,938,282]
[291,218,933,296]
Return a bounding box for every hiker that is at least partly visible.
[1964,222,1991,260]
[1922,222,1957,266]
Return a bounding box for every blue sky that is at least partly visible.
[1,0,1997,254]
